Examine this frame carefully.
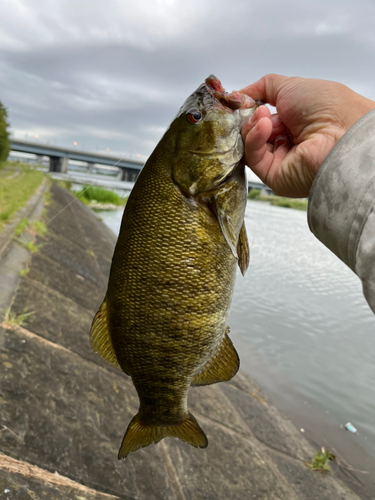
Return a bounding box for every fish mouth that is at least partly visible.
[205,75,255,112]
[188,141,237,158]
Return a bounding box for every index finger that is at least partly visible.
[240,74,289,106]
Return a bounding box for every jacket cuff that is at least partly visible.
[308,108,375,273]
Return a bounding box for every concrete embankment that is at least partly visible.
[0,183,362,499]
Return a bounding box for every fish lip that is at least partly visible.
[205,75,255,112]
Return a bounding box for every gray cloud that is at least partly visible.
[1,0,375,160]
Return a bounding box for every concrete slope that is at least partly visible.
[0,184,361,499]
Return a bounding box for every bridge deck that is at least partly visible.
[10,139,144,170]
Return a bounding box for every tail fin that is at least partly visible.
[118,412,208,459]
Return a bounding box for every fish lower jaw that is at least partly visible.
[188,133,240,159]
[189,146,236,158]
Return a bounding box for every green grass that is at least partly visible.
[44,192,51,205]
[53,179,72,191]
[271,198,308,210]
[14,219,46,238]
[22,241,42,253]
[75,185,126,206]
[3,307,34,328]
[20,264,30,277]
[54,179,127,208]
[308,448,335,473]
[32,221,47,236]
[14,237,42,253]
[248,189,308,211]
[0,163,44,231]
[14,217,29,236]
[248,189,261,200]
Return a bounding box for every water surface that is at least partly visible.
[96,200,375,463]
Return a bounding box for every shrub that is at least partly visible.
[75,185,125,205]
[308,447,335,473]
[248,189,261,199]
[0,101,10,164]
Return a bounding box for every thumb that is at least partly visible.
[240,74,289,107]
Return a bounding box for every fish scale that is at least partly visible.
[90,76,258,458]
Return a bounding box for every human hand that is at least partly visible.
[241,74,375,197]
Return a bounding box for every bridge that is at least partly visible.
[248,180,272,195]
[10,139,272,194]
[10,139,143,182]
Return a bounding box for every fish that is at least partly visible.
[90,75,258,459]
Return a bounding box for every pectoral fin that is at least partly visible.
[90,297,122,371]
[191,328,239,386]
[215,199,238,259]
[237,222,250,276]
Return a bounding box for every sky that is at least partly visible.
[1,0,375,167]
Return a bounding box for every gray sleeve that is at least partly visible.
[308,108,375,314]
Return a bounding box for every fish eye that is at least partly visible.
[187,110,203,124]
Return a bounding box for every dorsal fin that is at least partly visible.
[90,297,121,370]
[191,327,239,386]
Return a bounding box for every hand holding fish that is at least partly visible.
[241,74,375,198]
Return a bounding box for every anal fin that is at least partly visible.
[191,327,239,386]
[237,221,250,276]
[90,296,122,371]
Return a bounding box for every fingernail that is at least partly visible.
[253,117,263,131]
[242,94,255,108]
[248,108,258,127]
[274,135,289,146]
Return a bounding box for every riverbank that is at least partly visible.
[0,162,44,232]
[0,183,365,499]
[248,189,308,210]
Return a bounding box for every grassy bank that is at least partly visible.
[248,189,308,211]
[75,185,127,207]
[52,180,127,210]
[0,162,44,231]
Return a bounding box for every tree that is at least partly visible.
[0,101,10,163]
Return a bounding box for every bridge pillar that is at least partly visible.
[121,169,128,182]
[121,169,139,182]
[116,168,122,181]
[49,156,69,173]
[87,162,95,174]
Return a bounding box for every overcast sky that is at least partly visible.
[1,0,375,165]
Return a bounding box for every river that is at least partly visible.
[96,200,375,474]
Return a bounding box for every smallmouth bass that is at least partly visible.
[90,75,258,458]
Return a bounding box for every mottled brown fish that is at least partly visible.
[90,75,258,459]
